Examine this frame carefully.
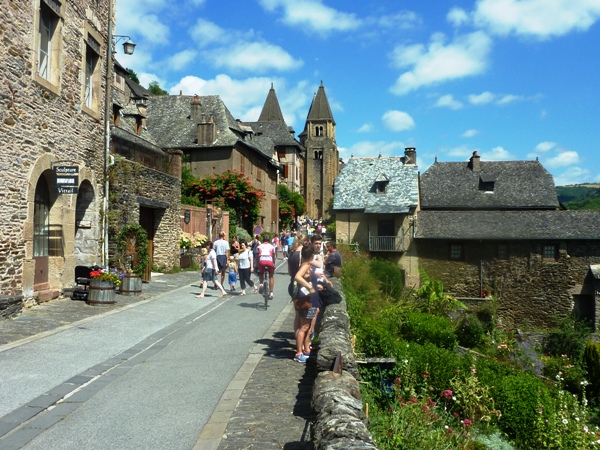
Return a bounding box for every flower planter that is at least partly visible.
[120,274,142,296]
[87,279,116,305]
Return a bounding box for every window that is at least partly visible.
[449,244,464,261]
[543,244,558,261]
[36,0,62,90]
[82,29,101,116]
[376,181,387,193]
[34,177,50,257]
[283,164,289,179]
[314,150,323,160]
[497,244,508,260]
[240,156,245,174]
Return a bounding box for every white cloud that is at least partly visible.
[167,49,198,71]
[486,146,514,160]
[344,141,407,160]
[138,72,167,91]
[357,123,374,133]
[473,0,600,39]
[168,75,311,128]
[462,129,479,138]
[447,7,469,27]
[435,94,463,110]
[204,41,303,73]
[447,145,475,158]
[189,19,229,47]
[543,150,580,169]
[468,91,496,105]
[535,141,557,153]
[497,94,525,105]
[258,0,361,35]
[375,11,421,30]
[390,31,492,95]
[382,110,416,132]
[554,166,592,186]
[116,1,170,45]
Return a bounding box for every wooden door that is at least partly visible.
[139,207,155,282]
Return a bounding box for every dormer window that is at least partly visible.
[374,172,389,194]
[479,173,496,193]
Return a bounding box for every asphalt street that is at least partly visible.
[0,260,310,449]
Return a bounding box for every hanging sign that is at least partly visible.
[54,166,79,194]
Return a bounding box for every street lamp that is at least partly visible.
[102,4,135,267]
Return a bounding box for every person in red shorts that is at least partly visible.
[255,234,276,299]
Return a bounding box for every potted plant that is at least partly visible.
[88,268,120,305]
[180,231,208,268]
[115,224,149,278]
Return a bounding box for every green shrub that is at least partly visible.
[369,258,404,300]
[494,373,554,448]
[543,316,591,366]
[584,341,600,399]
[355,316,403,357]
[541,354,587,396]
[455,312,485,348]
[400,311,457,350]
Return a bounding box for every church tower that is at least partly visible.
[299,82,339,219]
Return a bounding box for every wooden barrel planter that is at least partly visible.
[120,274,142,296]
[87,279,116,305]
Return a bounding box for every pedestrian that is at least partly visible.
[230,235,240,257]
[324,241,342,277]
[227,256,238,291]
[272,234,279,260]
[281,233,289,259]
[256,234,276,300]
[196,241,227,298]
[214,231,230,286]
[293,244,318,363]
[288,233,308,349]
[237,241,255,295]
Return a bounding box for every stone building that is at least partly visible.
[415,154,600,329]
[299,82,339,219]
[332,149,420,286]
[1,0,112,316]
[146,94,281,234]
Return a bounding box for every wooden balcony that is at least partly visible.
[368,235,405,252]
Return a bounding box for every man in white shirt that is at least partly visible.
[213,231,230,286]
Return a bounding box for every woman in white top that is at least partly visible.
[196,241,227,298]
[237,242,256,295]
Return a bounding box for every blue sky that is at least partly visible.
[115,0,600,186]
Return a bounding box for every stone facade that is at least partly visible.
[1,0,111,314]
[418,239,600,329]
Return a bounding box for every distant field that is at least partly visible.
[556,184,600,210]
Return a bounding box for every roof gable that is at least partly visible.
[420,160,559,210]
[333,157,419,213]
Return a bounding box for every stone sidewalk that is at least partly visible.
[0,270,314,450]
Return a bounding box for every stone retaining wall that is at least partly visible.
[311,279,377,449]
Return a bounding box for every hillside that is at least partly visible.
[556,184,600,210]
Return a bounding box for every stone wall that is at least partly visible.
[1,0,110,310]
[108,157,181,271]
[418,239,600,328]
[311,279,377,449]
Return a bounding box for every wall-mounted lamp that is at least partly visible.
[114,35,136,55]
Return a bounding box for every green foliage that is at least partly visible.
[449,367,502,424]
[148,81,168,96]
[126,68,139,84]
[542,316,591,366]
[235,226,252,244]
[400,311,457,350]
[456,312,486,348]
[114,224,149,277]
[413,268,466,316]
[278,184,305,228]
[183,169,264,233]
[494,374,554,448]
[556,184,600,210]
[369,258,404,300]
[584,341,600,399]
[540,354,587,396]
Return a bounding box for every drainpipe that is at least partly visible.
[479,240,483,297]
[102,2,114,268]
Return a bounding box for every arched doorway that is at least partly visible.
[33,173,52,289]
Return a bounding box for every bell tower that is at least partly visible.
[299,82,339,219]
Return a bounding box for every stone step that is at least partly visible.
[35,289,60,303]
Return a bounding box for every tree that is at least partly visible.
[278,184,305,228]
[183,169,264,232]
[148,81,168,96]
[126,68,139,84]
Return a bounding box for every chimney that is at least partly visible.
[404,147,417,165]
[468,151,481,172]
[190,95,200,120]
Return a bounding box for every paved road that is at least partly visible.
[0,261,313,450]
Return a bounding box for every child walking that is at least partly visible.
[227,256,238,291]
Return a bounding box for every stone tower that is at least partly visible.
[299,82,339,219]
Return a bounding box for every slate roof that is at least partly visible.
[257,84,285,122]
[307,82,335,123]
[145,95,248,149]
[415,210,600,240]
[420,160,560,210]
[245,121,301,147]
[333,157,419,213]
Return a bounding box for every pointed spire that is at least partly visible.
[307,82,334,123]
[258,83,285,122]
